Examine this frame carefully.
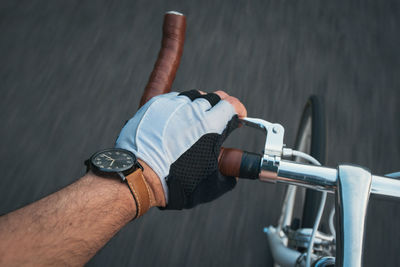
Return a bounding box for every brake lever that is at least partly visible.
[240,117,285,157]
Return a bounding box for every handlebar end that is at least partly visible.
[166,11,184,16]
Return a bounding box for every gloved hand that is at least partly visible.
[115,90,247,209]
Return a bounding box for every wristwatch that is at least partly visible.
[85,148,152,219]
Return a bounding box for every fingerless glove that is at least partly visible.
[115,90,239,209]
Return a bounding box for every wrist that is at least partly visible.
[87,159,165,221]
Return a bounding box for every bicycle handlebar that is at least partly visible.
[138,13,399,267]
[139,11,186,108]
[219,149,261,179]
[220,147,400,199]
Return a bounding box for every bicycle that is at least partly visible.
[139,11,400,267]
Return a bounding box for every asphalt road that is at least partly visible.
[1,1,399,266]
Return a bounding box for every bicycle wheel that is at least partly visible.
[294,95,327,228]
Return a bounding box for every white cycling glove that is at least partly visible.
[115,90,239,209]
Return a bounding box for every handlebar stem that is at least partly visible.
[335,165,372,267]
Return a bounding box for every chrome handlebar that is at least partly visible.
[259,159,400,199]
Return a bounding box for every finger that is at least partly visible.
[204,100,237,133]
[213,91,247,118]
[223,96,247,118]
[214,90,230,100]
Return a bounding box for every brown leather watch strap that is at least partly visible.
[125,168,152,219]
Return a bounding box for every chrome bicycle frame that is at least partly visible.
[241,118,400,267]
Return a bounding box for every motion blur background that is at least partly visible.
[1,1,399,266]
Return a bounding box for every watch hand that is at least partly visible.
[110,160,115,166]
[104,155,114,160]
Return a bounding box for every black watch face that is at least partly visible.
[91,148,136,173]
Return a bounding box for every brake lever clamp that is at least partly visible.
[240,117,285,172]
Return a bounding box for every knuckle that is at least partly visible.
[226,96,239,104]
[225,96,247,116]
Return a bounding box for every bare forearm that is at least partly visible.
[0,173,136,267]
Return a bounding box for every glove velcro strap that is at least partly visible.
[126,169,152,219]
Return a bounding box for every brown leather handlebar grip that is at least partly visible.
[219,148,261,179]
[218,148,243,177]
[139,11,186,108]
